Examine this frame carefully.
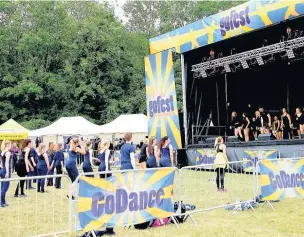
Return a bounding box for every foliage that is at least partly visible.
[0,1,246,129]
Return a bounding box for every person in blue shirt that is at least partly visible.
[1,140,12,207]
[146,136,158,168]
[158,136,174,167]
[36,143,51,193]
[47,143,56,186]
[26,146,37,189]
[82,140,99,177]
[55,143,64,189]
[66,138,86,183]
[120,132,136,170]
[97,139,111,178]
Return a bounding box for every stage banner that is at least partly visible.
[149,0,304,54]
[145,49,182,149]
[78,168,175,232]
[242,150,277,172]
[196,149,216,168]
[260,159,304,201]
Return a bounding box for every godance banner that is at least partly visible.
[243,150,277,172]
[196,149,216,168]
[260,159,304,201]
[78,168,175,232]
[145,49,182,149]
[149,0,304,54]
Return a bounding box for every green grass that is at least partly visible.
[1,168,304,237]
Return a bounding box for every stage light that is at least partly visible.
[287,49,295,59]
[241,60,249,69]
[200,70,207,78]
[224,64,231,73]
[256,56,264,65]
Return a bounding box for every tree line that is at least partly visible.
[0,1,243,129]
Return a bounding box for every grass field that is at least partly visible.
[0,167,304,237]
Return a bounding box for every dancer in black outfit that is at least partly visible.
[272,116,282,140]
[230,112,243,140]
[295,108,304,139]
[281,108,292,139]
[242,113,250,142]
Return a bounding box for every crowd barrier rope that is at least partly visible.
[0,174,73,237]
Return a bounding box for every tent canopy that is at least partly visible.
[96,114,148,134]
[0,119,29,140]
[29,116,100,137]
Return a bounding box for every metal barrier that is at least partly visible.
[0,174,73,237]
[178,160,256,217]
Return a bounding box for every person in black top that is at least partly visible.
[139,138,148,169]
[281,108,292,139]
[258,106,271,134]
[253,111,262,140]
[272,116,282,140]
[242,113,251,142]
[294,108,304,139]
[230,112,243,140]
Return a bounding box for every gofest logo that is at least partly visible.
[220,6,250,37]
[148,95,174,117]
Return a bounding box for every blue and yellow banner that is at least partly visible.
[78,168,175,232]
[196,149,216,167]
[243,150,277,172]
[149,0,304,54]
[145,49,182,149]
[260,159,304,201]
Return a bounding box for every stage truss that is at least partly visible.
[192,36,304,77]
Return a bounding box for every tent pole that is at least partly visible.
[181,53,188,148]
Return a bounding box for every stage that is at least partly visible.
[184,139,304,169]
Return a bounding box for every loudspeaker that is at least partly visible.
[258,134,271,141]
[206,137,217,144]
[176,149,188,168]
[227,136,238,143]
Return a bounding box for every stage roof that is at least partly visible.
[149,0,304,54]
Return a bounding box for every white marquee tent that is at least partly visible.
[94,114,148,144]
[29,116,101,137]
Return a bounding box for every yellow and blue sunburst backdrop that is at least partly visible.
[196,149,217,167]
[145,49,182,149]
[242,150,278,172]
[149,0,304,54]
[260,159,304,201]
[77,168,175,232]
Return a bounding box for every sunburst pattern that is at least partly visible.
[260,159,304,201]
[145,49,182,149]
[78,168,175,232]
[149,0,304,54]
[196,149,217,167]
[242,150,278,172]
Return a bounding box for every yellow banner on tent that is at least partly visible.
[0,133,28,140]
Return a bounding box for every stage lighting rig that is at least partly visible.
[287,49,295,59]
[241,60,249,69]
[256,56,264,65]
[200,70,207,78]
[224,64,231,73]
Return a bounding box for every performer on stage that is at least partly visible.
[253,111,262,140]
[138,138,148,169]
[281,108,292,139]
[259,106,271,134]
[272,116,282,140]
[242,112,250,142]
[120,132,136,170]
[230,112,243,140]
[295,108,304,139]
[214,137,228,192]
